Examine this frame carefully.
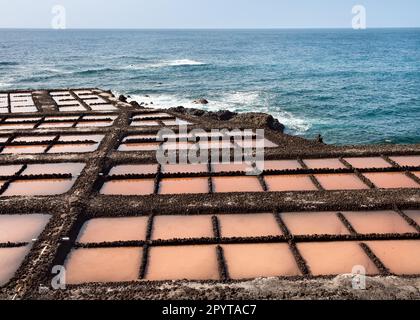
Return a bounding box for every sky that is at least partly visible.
[0,0,419,29]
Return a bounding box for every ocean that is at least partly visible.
[0,28,419,145]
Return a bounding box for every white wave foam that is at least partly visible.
[129,92,311,134]
[124,59,206,70]
[271,110,311,133]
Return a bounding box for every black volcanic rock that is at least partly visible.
[130,101,144,109]
[193,98,209,105]
[118,95,128,102]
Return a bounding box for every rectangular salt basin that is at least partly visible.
[162,118,192,126]
[218,213,282,238]
[198,140,233,149]
[159,177,209,195]
[256,160,302,171]
[162,164,208,174]
[342,211,416,234]
[2,145,49,154]
[234,138,278,148]
[152,215,214,240]
[2,179,75,196]
[303,158,347,170]
[0,214,51,243]
[281,212,349,236]
[222,243,301,279]
[59,134,104,143]
[212,176,263,193]
[146,245,219,281]
[265,175,318,192]
[365,241,420,275]
[314,173,369,190]
[76,121,111,128]
[0,123,35,130]
[59,106,86,112]
[212,162,253,173]
[123,134,158,141]
[390,156,420,167]
[131,120,160,127]
[100,179,155,195]
[0,246,31,286]
[44,116,79,121]
[22,163,85,176]
[12,107,38,113]
[297,242,379,276]
[162,141,195,150]
[134,113,172,119]
[109,164,158,176]
[13,135,56,143]
[0,214,50,242]
[38,122,75,129]
[5,117,41,122]
[118,143,160,152]
[363,172,420,189]
[404,210,420,226]
[77,217,148,243]
[344,157,393,169]
[0,164,23,176]
[48,144,99,154]
[65,248,142,284]
[90,104,117,111]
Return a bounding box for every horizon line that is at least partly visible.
[1,26,420,31]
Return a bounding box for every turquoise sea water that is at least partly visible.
[0,28,419,145]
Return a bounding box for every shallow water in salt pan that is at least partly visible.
[297,242,379,276]
[0,164,23,176]
[162,163,208,174]
[212,176,263,193]
[118,142,160,151]
[152,215,214,240]
[146,245,219,281]
[390,156,420,167]
[366,241,420,275]
[281,212,349,236]
[314,173,369,190]
[100,179,155,195]
[109,164,158,176]
[211,163,252,173]
[0,214,50,243]
[2,145,48,154]
[342,211,416,234]
[363,172,420,189]
[77,217,149,243]
[257,160,302,171]
[264,175,317,192]
[222,243,301,279]
[2,179,74,196]
[0,246,31,286]
[65,248,142,284]
[22,163,85,176]
[303,158,346,170]
[344,157,393,169]
[218,213,282,238]
[48,143,98,153]
[159,177,209,194]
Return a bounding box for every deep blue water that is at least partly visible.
[0,28,419,145]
